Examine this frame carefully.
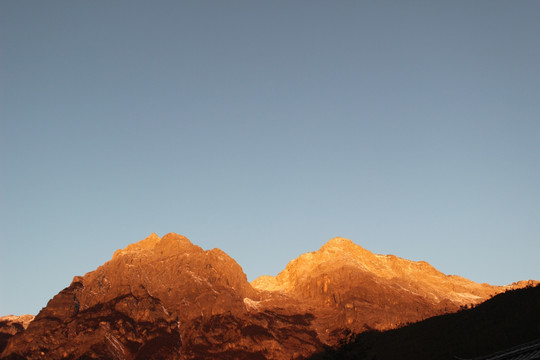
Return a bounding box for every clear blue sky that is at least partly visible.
[1,1,539,316]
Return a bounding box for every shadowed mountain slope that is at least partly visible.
[308,284,540,360]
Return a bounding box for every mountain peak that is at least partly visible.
[322,237,355,248]
[252,236,510,310]
[320,237,367,253]
[111,233,160,258]
[111,232,194,259]
[161,232,190,243]
[136,232,162,249]
[252,237,377,294]
[319,237,376,262]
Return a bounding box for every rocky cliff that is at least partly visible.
[1,234,536,359]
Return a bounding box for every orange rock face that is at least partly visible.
[252,237,536,340]
[1,234,536,359]
[0,315,34,355]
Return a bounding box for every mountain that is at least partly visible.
[1,234,322,360]
[252,237,533,338]
[307,283,540,360]
[1,233,536,359]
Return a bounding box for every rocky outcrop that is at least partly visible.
[0,315,34,354]
[1,234,537,359]
[3,288,181,359]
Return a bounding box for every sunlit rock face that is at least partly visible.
[252,237,535,338]
[0,233,322,360]
[1,234,536,360]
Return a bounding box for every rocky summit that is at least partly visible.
[1,233,536,360]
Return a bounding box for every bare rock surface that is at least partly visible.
[0,315,34,354]
[1,234,536,359]
[252,237,536,337]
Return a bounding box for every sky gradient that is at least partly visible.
[1,1,539,316]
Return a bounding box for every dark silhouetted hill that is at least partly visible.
[308,284,540,360]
